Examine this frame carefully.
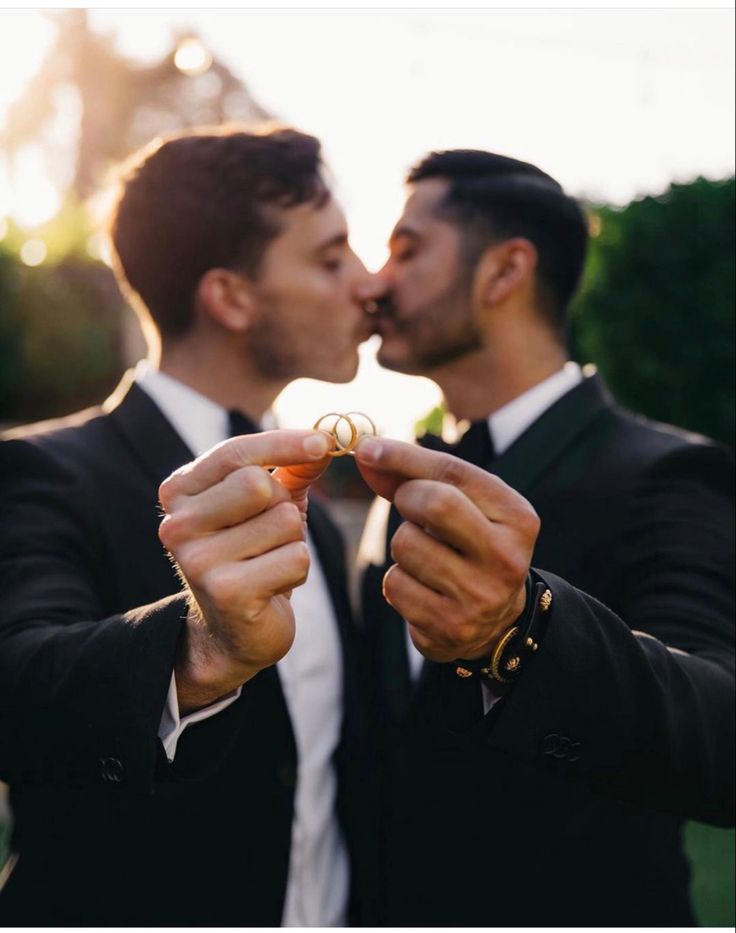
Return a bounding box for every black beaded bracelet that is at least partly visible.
[454,570,553,688]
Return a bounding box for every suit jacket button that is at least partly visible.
[277,765,297,788]
[568,741,582,762]
[553,736,571,759]
[99,757,125,783]
[542,734,559,755]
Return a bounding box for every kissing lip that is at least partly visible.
[356,318,379,342]
[371,314,398,335]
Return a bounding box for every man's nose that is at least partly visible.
[354,271,387,306]
[374,257,394,287]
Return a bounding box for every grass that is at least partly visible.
[685,822,735,926]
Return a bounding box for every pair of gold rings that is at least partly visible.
[313,411,378,457]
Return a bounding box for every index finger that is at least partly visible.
[354,435,524,523]
[271,458,332,499]
[160,430,331,504]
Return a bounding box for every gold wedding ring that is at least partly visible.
[313,411,378,457]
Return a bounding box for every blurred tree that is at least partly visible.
[0,10,273,429]
[414,403,445,440]
[570,177,735,447]
[1,9,270,199]
[0,229,126,427]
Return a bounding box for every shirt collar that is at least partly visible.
[134,361,231,458]
[488,362,583,455]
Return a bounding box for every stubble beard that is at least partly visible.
[246,299,357,384]
[246,304,302,382]
[376,273,484,375]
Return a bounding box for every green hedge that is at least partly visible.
[570,176,734,447]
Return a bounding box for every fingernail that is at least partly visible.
[356,436,382,463]
[303,433,329,459]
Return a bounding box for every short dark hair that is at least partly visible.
[109,125,328,339]
[407,150,588,331]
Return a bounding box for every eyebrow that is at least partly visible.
[314,231,349,253]
[389,224,420,246]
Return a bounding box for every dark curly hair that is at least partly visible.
[408,150,588,333]
[108,125,328,339]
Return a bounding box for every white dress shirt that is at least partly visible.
[135,361,349,927]
[403,363,585,691]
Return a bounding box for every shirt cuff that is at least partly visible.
[158,671,242,762]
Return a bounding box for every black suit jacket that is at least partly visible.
[362,372,734,926]
[0,375,377,926]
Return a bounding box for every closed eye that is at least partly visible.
[389,229,419,263]
[322,256,344,272]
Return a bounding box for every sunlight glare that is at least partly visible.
[0,13,55,121]
[174,37,212,76]
[20,238,47,267]
[275,337,441,442]
[9,145,60,230]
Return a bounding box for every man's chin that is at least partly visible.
[320,352,360,384]
[375,342,422,376]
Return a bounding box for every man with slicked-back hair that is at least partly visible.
[359,149,734,926]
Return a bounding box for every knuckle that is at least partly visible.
[382,564,401,601]
[525,505,541,538]
[435,454,467,488]
[158,511,188,549]
[516,497,540,534]
[275,501,304,537]
[178,540,210,580]
[158,475,181,512]
[291,541,311,576]
[502,552,529,586]
[423,485,456,522]
[239,465,272,500]
[389,521,413,559]
[158,514,175,549]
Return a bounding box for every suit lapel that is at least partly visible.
[490,373,613,494]
[104,372,196,486]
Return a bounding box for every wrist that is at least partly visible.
[454,570,553,689]
[175,608,259,715]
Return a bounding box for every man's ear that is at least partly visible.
[473,237,538,308]
[195,268,255,332]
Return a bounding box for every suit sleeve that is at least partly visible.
[486,443,734,826]
[0,438,190,793]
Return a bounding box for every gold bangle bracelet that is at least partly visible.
[483,625,520,684]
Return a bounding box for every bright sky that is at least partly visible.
[0,6,734,437]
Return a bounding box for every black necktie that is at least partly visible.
[227,409,258,439]
[419,418,495,467]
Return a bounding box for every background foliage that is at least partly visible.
[0,213,125,425]
[570,176,734,447]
